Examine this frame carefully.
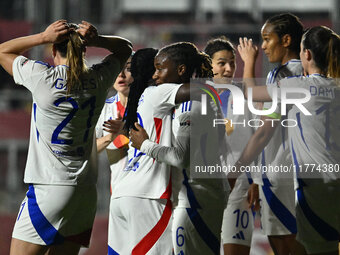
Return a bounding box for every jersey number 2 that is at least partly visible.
[51,96,96,144]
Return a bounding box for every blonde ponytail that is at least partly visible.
[66,31,87,94]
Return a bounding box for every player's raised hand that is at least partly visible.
[42,20,70,44]
[77,21,98,46]
[237,37,258,63]
[130,123,149,150]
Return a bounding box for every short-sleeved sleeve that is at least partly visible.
[12,56,50,91]
[144,83,181,115]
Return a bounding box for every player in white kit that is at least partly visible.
[107,47,183,255]
[95,54,134,253]
[0,20,132,255]
[130,42,230,255]
[240,26,340,255]
[204,36,257,255]
[236,13,305,254]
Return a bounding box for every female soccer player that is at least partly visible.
[108,47,180,255]
[0,20,131,255]
[204,36,257,255]
[95,53,134,253]
[129,42,229,255]
[238,26,340,255]
[236,13,305,255]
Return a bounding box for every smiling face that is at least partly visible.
[152,53,182,85]
[211,49,236,83]
[261,23,286,64]
[113,57,133,96]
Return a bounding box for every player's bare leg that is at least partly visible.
[10,238,48,255]
[223,243,250,255]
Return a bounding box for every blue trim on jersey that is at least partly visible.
[181,101,192,113]
[291,140,306,188]
[297,187,339,241]
[262,184,297,234]
[182,169,201,210]
[261,150,272,187]
[34,61,51,68]
[108,245,120,255]
[307,73,326,78]
[27,185,64,245]
[219,90,231,117]
[182,170,220,255]
[296,112,310,151]
[33,103,39,142]
[272,64,288,83]
[246,172,253,185]
[268,67,278,84]
[105,94,119,104]
[286,75,303,79]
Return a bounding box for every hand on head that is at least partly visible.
[43,20,98,46]
[43,20,70,44]
[77,21,98,46]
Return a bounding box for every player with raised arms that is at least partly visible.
[236,13,305,255]
[238,25,340,255]
[0,20,131,255]
[204,36,258,255]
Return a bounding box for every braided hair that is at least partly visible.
[265,13,304,55]
[123,48,158,131]
[158,42,213,82]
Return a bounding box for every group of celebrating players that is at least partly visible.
[0,11,339,255]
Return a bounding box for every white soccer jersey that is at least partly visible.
[111,83,181,199]
[220,89,256,199]
[140,96,229,255]
[261,60,303,186]
[95,94,129,191]
[139,98,230,208]
[12,55,121,185]
[268,74,340,188]
[176,99,229,209]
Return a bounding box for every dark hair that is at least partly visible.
[123,48,158,131]
[204,36,235,59]
[302,26,340,78]
[54,23,87,94]
[265,13,304,55]
[158,42,213,82]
